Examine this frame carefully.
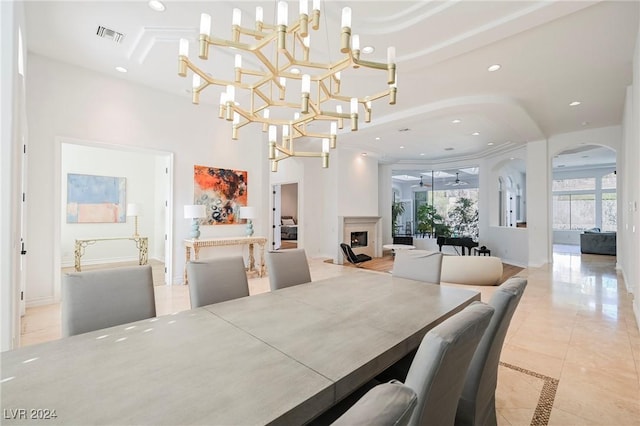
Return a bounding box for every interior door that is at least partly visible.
[272,184,281,250]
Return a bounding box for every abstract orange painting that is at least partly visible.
[193,165,248,225]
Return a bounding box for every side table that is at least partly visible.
[473,247,491,256]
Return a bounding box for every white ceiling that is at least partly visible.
[24,1,639,166]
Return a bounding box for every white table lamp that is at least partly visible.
[239,206,255,236]
[126,203,140,237]
[184,204,206,239]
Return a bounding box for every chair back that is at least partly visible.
[405,302,494,426]
[455,277,527,426]
[187,256,250,308]
[393,250,443,284]
[266,248,312,290]
[340,243,358,264]
[332,381,418,426]
[62,265,156,337]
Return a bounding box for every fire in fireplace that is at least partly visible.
[351,231,368,248]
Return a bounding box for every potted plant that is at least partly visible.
[391,200,406,236]
[416,204,444,238]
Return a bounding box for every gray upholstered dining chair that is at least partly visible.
[61,265,156,337]
[455,277,528,426]
[187,256,250,308]
[265,248,312,291]
[404,302,495,426]
[332,380,418,426]
[392,250,444,284]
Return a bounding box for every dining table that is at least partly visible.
[1,269,480,425]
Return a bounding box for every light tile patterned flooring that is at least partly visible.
[21,251,640,425]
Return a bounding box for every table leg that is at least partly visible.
[248,243,256,273]
[184,246,191,285]
[259,242,266,277]
[74,241,83,272]
[136,237,149,266]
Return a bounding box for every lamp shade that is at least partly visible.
[126,203,140,216]
[239,206,255,219]
[184,204,206,219]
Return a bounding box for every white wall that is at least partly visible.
[281,183,298,220]
[25,54,267,306]
[620,14,640,329]
[60,143,164,268]
[526,139,551,267]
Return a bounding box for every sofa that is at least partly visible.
[395,250,504,286]
[580,229,616,255]
[441,255,504,286]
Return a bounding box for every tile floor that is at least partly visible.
[20,251,640,425]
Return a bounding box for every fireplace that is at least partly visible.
[338,216,381,263]
[351,231,368,248]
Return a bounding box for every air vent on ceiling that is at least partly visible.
[96,26,125,44]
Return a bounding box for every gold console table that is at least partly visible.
[74,236,149,272]
[183,236,267,284]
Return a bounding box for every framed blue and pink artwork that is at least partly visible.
[66,173,126,223]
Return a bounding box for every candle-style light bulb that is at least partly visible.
[235,54,242,68]
[268,125,277,142]
[200,14,211,36]
[299,0,308,15]
[330,122,337,135]
[232,8,242,26]
[301,74,311,93]
[313,0,320,11]
[256,6,263,23]
[341,7,352,28]
[352,34,360,51]
[192,75,201,88]
[350,98,358,114]
[277,1,288,26]
[179,38,189,57]
[387,46,396,64]
[322,138,330,153]
[226,85,235,102]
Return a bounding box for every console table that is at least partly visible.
[74,236,148,272]
[183,236,267,284]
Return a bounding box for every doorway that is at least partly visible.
[56,139,173,292]
[272,183,299,250]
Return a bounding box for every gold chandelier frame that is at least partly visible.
[178,1,397,170]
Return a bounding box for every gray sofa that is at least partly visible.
[580,229,616,255]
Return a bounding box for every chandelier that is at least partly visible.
[178,1,397,171]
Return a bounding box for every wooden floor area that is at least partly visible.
[328,253,523,284]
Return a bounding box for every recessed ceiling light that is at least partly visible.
[451,119,461,124]
[444,147,454,151]
[290,68,301,74]
[420,153,425,156]
[472,132,480,136]
[375,137,381,140]
[362,46,375,54]
[569,101,581,106]
[399,146,405,149]
[487,64,501,72]
[487,142,494,146]
[115,66,127,73]
[361,152,368,156]
[510,157,515,160]
[148,0,165,12]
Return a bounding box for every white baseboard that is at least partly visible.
[26,296,57,308]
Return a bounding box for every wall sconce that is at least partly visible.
[184,204,206,239]
[239,206,256,236]
[126,203,140,238]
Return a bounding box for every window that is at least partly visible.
[552,172,616,231]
